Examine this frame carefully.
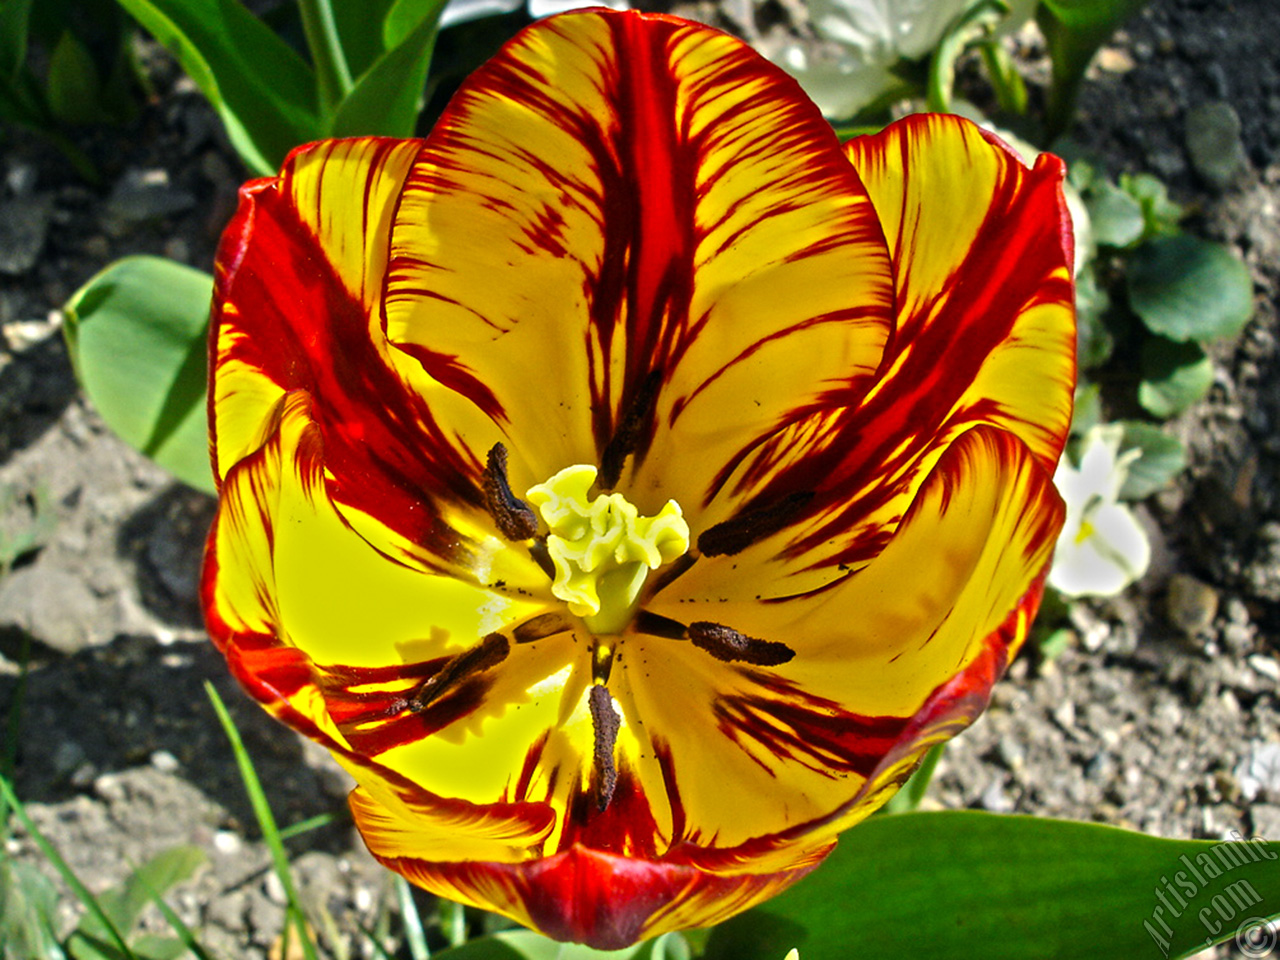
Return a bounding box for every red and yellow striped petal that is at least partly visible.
[380,10,893,518]
[211,137,506,575]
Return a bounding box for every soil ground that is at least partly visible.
[1,0,1279,957]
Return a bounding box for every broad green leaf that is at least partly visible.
[1085,179,1144,248]
[112,0,321,173]
[1118,420,1186,500]
[705,811,1280,960]
[0,860,65,960]
[91,846,207,940]
[1127,234,1254,343]
[1139,337,1214,418]
[328,0,447,139]
[331,0,398,76]
[46,31,102,125]
[0,0,35,79]
[1037,0,1148,138]
[63,256,214,494]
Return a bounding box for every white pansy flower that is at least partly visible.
[773,0,1037,118]
[1049,425,1151,599]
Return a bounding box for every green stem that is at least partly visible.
[298,0,353,114]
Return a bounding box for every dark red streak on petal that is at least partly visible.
[214,150,491,561]
[713,671,909,779]
[712,150,1071,571]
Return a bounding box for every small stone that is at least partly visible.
[150,749,180,773]
[262,870,287,905]
[1248,655,1280,683]
[1185,101,1249,191]
[1096,47,1135,73]
[979,780,1014,814]
[1166,573,1219,635]
[6,161,37,195]
[93,772,128,803]
[105,167,196,226]
[213,830,241,855]
[0,195,54,276]
[1235,742,1280,801]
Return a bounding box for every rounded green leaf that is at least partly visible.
[1118,420,1187,500]
[1138,337,1214,418]
[1085,179,1145,248]
[63,255,215,494]
[705,811,1280,960]
[1127,234,1254,342]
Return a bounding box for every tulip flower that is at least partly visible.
[202,8,1075,949]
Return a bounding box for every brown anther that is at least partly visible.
[513,612,571,643]
[407,633,510,712]
[687,621,795,666]
[588,683,619,812]
[599,370,662,490]
[697,491,814,557]
[483,443,538,541]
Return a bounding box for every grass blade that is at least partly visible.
[0,775,137,959]
[395,875,431,960]
[203,682,319,960]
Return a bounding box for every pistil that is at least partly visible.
[526,464,690,636]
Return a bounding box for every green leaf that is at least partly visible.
[331,0,398,76]
[111,0,321,173]
[0,776,136,960]
[0,0,35,79]
[1085,179,1144,248]
[1139,337,1214,418]
[1070,380,1102,435]
[1120,172,1183,237]
[1074,266,1113,369]
[0,860,65,960]
[46,31,103,125]
[705,811,1280,960]
[328,0,447,138]
[1127,234,1254,343]
[1118,420,1186,499]
[1037,0,1148,139]
[96,847,207,940]
[63,256,215,495]
[122,936,186,960]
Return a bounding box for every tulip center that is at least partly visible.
[526,464,690,636]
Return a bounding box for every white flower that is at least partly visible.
[772,0,1037,118]
[1049,425,1151,598]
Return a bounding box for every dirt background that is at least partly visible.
[1,0,1279,957]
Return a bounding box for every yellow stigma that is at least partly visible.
[526,465,689,636]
